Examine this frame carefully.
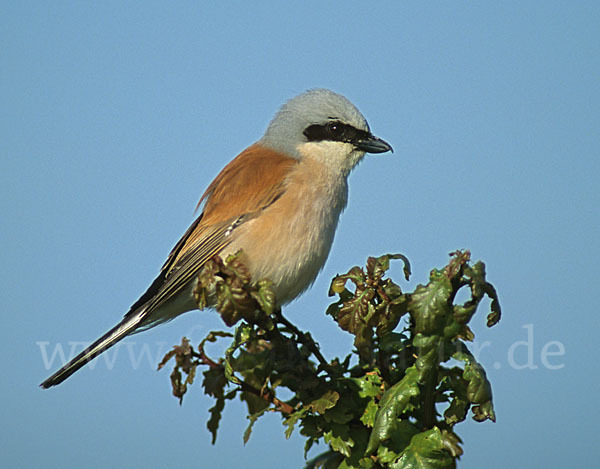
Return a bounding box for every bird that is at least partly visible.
[40,88,392,388]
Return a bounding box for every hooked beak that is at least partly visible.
[356,134,393,154]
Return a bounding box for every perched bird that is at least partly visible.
[40,88,392,388]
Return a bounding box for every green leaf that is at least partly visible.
[394,253,412,281]
[194,257,221,310]
[483,281,502,327]
[390,427,455,469]
[445,250,470,279]
[378,331,407,355]
[224,250,253,284]
[381,279,405,304]
[207,396,225,445]
[330,275,350,295]
[304,451,344,469]
[388,421,421,453]
[284,408,307,439]
[243,408,268,444]
[251,279,276,316]
[223,324,254,386]
[308,390,340,414]
[350,370,383,398]
[366,253,411,281]
[349,372,383,399]
[326,300,343,318]
[329,266,366,297]
[366,255,388,279]
[443,377,469,427]
[464,361,493,405]
[360,399,379,427]
[366,366,420,455]
[337,287,376,334]
[440,429,463,458]
[453,347,496,423]
[202,367,227,398]
[409,270,453,336]
[464,360,495,422]
[462,260,502,327]
[324,423,354,458]
[323,399,355,425]
[215,279,246,326]
[412,333,442,378]
[375,421,420,463]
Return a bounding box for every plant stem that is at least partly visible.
[273,308,331,372]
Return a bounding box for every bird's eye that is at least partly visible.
[327,123,345,139]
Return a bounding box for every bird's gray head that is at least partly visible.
[260,89,392,174]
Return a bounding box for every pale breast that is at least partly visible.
[223,158,349,304]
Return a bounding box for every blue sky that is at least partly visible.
[2,1,599,468]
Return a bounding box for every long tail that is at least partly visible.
[40,309,147,389]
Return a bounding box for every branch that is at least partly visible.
[273,308,332,374]
[237,380,294,415]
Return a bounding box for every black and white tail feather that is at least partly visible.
[40,308,147,388]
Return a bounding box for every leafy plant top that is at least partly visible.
[159,250,501,468]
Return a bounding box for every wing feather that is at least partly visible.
[124,144,297,322]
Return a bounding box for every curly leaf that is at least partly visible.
[409,270,453,335]
[366,366,420,455]
[445,250,470,279]
[199,330,234,349]
[443,376,469,427]
[390,427,455,469]
[337,287,375,334]
[194,257,221,309]
[215,279,246,326]
[223,251,252,284]
[440,429,463,458]
[251,279,276,316]
[464,361,495,422]
[366,253,411,281]
[484,281,501,327]
[330,276,350,296]
[329,266,366,296]
[464,261,502,327]
[453,348,496,423]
